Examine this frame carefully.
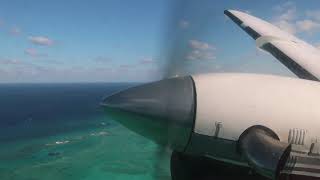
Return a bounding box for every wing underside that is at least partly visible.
[225,10,320,81]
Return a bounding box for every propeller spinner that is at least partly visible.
[102,76,196,152]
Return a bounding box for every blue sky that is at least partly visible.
[0,0,320,82]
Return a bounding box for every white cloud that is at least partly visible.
[140,57,154,64]
[0,59,159,82]
[187,50,216,61]
[0,58,33,66]
[119,64,135,69]
[277,8,296,21]
[272,4,298,34]
[94,56,112,63]
[272,3,320,35]
[296,19,320,33]
[274,20,297,34]
[186,40,216,60]
[25,48,38,57]
[179,20,189,29]
[0,58,21,65]
[189,40,214,50]
[10,27,21,35]
[24,48,47,57]
[314,42,320,49]
[28,36,54,46]
[273,1,295,12]
[306,10,320,21]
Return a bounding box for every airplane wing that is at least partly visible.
[225,10,320,81]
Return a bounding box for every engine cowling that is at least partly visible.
[102,73,320,179]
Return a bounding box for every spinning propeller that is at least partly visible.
[102,2,320,180]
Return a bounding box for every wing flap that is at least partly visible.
[261,41,319,81]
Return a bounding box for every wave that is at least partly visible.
[45,140,70,146]
[90,131,108,137]
[45,130,109,146]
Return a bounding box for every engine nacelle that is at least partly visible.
[102,73,320,179]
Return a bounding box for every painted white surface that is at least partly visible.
[228,10,320,79]
[193,73,320,147]
[228,10,299,41]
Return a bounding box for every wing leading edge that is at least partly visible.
[225,10,320,81]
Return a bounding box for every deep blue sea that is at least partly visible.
[0,83,170,180]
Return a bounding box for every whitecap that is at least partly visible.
[55,140,69,145]
[90,131,108,136]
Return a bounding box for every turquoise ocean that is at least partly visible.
[0,83,170,180]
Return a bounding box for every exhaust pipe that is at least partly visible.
[238,125,291,179]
